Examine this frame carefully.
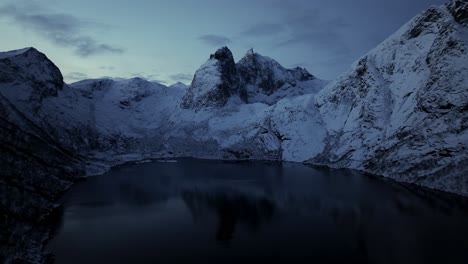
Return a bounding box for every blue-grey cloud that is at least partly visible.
[241,23,285,36]
[129,72,168,84]
[99,66,116,71]
[198,34,232,46]
[278,8,349,54]
[65,72,89,81]
[152,79,168,85]
[169,73,193,82]
[239,5,350,55]
[0,3,123,57]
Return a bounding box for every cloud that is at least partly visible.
[277,10,350,54]
[152,79,168,85]
[241,23,285,37]
[129,72,168,84]
[99,66,116,71]
[64,72,88,81]
[240,6,350,55]
[169,73,193,82]
[198,34,231,46]
[0,3,124,57]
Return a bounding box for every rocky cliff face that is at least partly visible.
[181,47,327,109]
[312,0,468,195]
[0,48,87,263]
[237,49,325,104]
[447,0,468,25]
[181,47,244,109]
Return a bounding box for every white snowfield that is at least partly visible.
[0,0,466,195]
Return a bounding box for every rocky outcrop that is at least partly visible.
[181,47,244,109]
[181,47,327,109]
[447,0,468,25]
[237,49,316,99]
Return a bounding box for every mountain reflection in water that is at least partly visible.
[46,159,468,264]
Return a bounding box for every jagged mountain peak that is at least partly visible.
[238,48,275,64]
[210,46,235,62]
[180,46,241,110]
[236,49,318,102]
[181,47,325,109]
[245,48,255,56]
[237,48,315,83]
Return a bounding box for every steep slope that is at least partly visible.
[181,47,243,109]
[313,0,468,195]
[0,48,100,153]
[237,49,327,105]
[69,77,184,157]
[0,48,87,263]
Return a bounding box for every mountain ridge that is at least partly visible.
[181,46,327,109]
[1,1,467,262]
[1,0,466,196]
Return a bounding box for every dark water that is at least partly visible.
[47,159,468,264]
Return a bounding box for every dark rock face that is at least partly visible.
[212,47,244,103]
[447,0,468,25]
[181,47,243,109]
[0,95,85,263]
[181,47,317,109]
[406,0,467,40]
[405,7,444,39]
[0,48,64,100]
[237,50,315,96]
[0,48,85,263]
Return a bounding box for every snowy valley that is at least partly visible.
[2,0,466,197]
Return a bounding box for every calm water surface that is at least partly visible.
[47,159,468,264]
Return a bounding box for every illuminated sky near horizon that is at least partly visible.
[0,0,446,85]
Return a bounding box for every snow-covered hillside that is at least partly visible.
[1,2,467,261]
[313,0,468,195]
[1,0,467,198]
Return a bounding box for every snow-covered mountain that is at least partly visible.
[237,48,327,105]
[181,47,327,109]
[0,47,89,263]
[181,47,242,109]
[1,1,467,197]
[2,1,467,261]
[313,0,468,195]
[1,0,467,196]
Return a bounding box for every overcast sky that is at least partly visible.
[0,0,447,84]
